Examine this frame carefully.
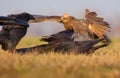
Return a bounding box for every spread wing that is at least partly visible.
[0,16,29,27]
[29,15,61,23]
[84,9,110,39]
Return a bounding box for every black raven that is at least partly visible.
[16,38,107,54]
[0,12,34,52]
[0,16,29,26]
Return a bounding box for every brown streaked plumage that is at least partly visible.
[30,14,74,30]
[29,15,61,23]
[59,13,94,41]
[59,13,74,30]
[84,9,97,20]
[84,9,110,39]
[31,13,94,41]
[30,9,110,42]
[59,12,110,41]
[31,14,74,30]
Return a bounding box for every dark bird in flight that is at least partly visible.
[16,38,107,54]
[0,12,34,52]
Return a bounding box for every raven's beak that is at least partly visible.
[29,15,35,20]
[31,16,35,20]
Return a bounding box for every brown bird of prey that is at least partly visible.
[0,12,34,52]
[59,12,111,42]
[30,9,110,42]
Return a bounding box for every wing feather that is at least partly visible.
[84,9,110,39]
[0,16,29,27]
[29,15,61,23]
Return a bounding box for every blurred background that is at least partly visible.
[0,0,120,38]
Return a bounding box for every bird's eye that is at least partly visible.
[62,17,66,20]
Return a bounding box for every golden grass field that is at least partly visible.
[0,37,120,78]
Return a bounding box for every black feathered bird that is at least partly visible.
[40,30,74,44]
[0,16,29,26]
[16,38,107,54]
[0,12,34,52]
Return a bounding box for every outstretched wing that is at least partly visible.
[84,9,97,19]
[29,15,61,23]
[0,16,29,27]
[84,9,110,39]
[88,21,110,38]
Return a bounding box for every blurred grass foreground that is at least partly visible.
[0,37,120,78]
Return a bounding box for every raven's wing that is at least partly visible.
[0,16,29,27]
[84,9,110,39]
[29,15,61,23]
[40,30,74,43]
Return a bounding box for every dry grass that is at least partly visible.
[0,37,120,78]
